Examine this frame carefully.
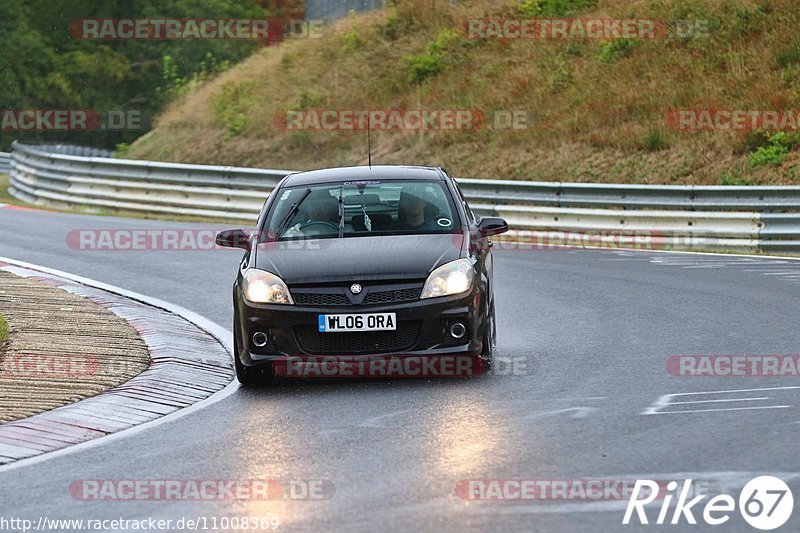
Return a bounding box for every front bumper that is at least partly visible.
[235,287,485,366]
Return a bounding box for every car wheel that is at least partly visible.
[479,299,496,370]
[233,315,273,386]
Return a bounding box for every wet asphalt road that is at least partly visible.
[0,207,799,532]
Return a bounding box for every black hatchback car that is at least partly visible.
[216,165,508,385]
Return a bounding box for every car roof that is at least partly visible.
[281,165,445,187]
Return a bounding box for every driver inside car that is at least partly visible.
[284,192,339,237]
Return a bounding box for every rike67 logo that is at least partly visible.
[624,477,794,530]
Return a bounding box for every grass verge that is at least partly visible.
[0,314,9,346]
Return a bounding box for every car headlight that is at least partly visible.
[421,259,474,299]
[242,269,293,305]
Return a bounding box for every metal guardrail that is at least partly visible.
[8,141,800,253]
[306,0,386,22]
[19,144,114,158]
[9,142,287,221]
[0,152,10,174]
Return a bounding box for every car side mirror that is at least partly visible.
[478,217,509,237]
[215,229,251,250]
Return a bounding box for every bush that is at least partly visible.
[340,28,365,53]
[749,132,797,167]
[295,89,325,110]
[719,171,750,185]
[211,82,255,139]
[518,0,596,17]
[750,144,788,167]
[429,28,463,53]
[727,4,769,40]
[404,28,466,84]
[157,52,231,103]
[546,51,573,90]
[289,131,314,149]
[380,14,402,40]
[734,130,771,155]
[776,41,800,69]
[599,39,637,62]
[641,130,668,152]
[114,143,131,158]
[405,53,443,84]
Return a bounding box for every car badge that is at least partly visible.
[350,283,363,294]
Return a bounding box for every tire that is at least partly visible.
[233,315,273,386]
[478,299,496,371]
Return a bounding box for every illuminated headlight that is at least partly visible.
[421,259,474,299]
[242,269,293,305]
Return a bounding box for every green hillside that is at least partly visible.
[127,0,800,185]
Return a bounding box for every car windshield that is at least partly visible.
[265,180,459,240]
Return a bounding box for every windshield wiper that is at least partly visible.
[337,185,345,238]
[274,188,312,239]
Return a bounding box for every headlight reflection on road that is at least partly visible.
[429,402,507,478]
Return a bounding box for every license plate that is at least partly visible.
[318,313,397,333]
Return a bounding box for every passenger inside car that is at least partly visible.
[395,190,440,232]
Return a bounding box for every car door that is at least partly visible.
[450,178,494,305]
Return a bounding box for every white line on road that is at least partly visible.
[665,386,800,395]
[522,407,597,421]
[668,397,770,405]
[499,397,609,404]
[642,386,800,415]
[647,406,792,415]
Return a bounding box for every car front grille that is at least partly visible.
[362,287,422,305]
[294,322,421,355]
[290,283,423,307]
[292,292,351,306]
